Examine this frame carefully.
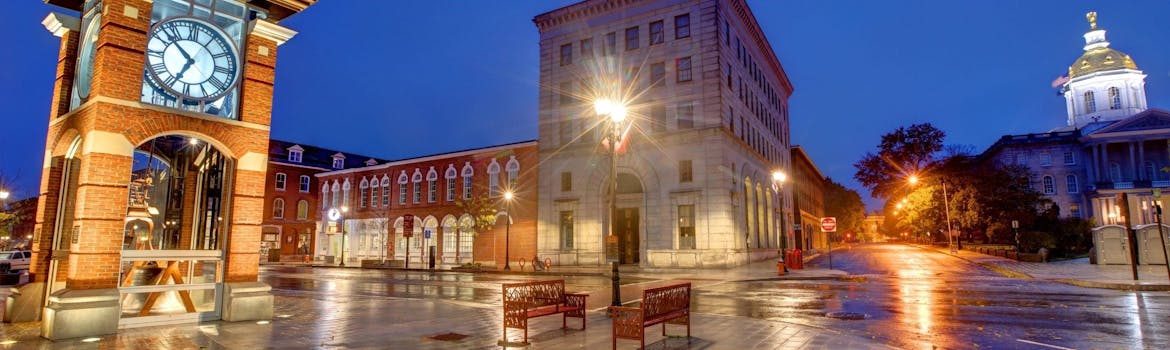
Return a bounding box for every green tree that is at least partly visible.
[455,194,498,232]
[823,178,866,235]
[854,123,945,200]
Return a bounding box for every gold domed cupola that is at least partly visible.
[1069,12,1139,78]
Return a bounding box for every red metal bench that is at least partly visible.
[609,282,691,349]
[501,279,588,344]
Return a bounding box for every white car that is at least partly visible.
[0,251,31,272]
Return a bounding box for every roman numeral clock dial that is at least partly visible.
[145,18,240,102]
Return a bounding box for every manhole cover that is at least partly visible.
[428,332,469,341]
[824,311,869,320]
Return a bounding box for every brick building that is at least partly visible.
[313,141,538,269]
[791,146,826,250]
[260,139,384,262]
[24,0,316,339]
[532,0,794,268]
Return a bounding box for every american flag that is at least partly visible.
[1051,73,1070,88]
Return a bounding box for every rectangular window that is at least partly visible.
[332,158,343,169]
[428,181,436,203]
[413,182,421,204]
[676,57,692,82]
[1063,151,1075,165]
[508,170,518,191]
[399,184,406,205]
[1067,175,1079,194]
[625,26,639,51]
[650,62,665,88]
[604,32,616,55]
[560,43,572,66]
[560,120,572,146]
[1039,152,1052,166]
[580,38,593,57]
[677,102,694,129]
[288,150,302,163]
[649,20,664,45]
[679,205,695,249]
[463,177,472,200]
[675,14,690,39]
[559,82,573,105]
[679,160,693,183]
[560,211,574,249]
[275,173,286,191]
[561,172,572,192]
[652,104,666,132]
[299,175,310,192]
[1069,203,1081,218]
[723,20,730,46]
[446,179,455,201]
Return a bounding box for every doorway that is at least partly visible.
[614,208,640,264]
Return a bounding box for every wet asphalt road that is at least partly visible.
[259,244,1170,350]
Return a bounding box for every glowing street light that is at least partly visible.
[772,170,788,271]
[908,174,956,253]
[596,97,628,308]
[503,190,514,271]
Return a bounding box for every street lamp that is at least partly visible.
[596,97,628,308]
[330,206,349,266]
[0,190,9,211]
[503,190,514,271]
[772,171,788,271]
[908,174,956,253]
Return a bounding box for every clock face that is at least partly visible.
[327,208,341,222]
[144,18,240,101]
[75,12,102,100]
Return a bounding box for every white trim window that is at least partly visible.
[1039,152,1052,166]
[331,181,340,208]
[505,156,520,191]
[1063,151,1075,165]
[273,198,285,219]
[462,162,474,200]
[320,183,329,209]
[488,159,501,197]
[275,173,286,191]
[1084,90,1096,113]
[445,165,457,202]
[342,179,351,207]
[299,175,310,192]
[1066,174,1079,194]
[427,167,439,203]
[398,171,409,205]
[1042,175,1056,195]
[1109,87,1121,110]
[412,169,423,204]
[381,176,391,207]
[360,178,369,208]
[287,145,303,163]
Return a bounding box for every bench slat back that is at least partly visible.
[642,282,691,320]
[502,280,565,308]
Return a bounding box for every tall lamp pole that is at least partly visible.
[503,191,514,270]
[772,171,787,267]
[596,98,628,308]
[337,206,349,267]
[909,175,955,253]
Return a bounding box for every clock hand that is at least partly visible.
[176,60,194,80]
[175,42,194,61]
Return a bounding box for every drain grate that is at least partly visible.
[824,311,869,320]
[428,332,469,341]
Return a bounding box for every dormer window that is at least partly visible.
[332,153,346,169]
[287,145,304,163]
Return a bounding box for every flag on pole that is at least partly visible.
[615,123,633,156]
[1051,73,1070,88]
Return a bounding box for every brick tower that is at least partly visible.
[20,0,315,340]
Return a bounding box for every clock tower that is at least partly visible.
[22,0,316,340]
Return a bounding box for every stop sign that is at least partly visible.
[820,217,837,232]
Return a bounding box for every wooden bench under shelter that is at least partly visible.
[609,282,692,349]
[501,279,589,344]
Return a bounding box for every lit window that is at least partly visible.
[275,173,286,191]
[1069,203,1080,218]
[676,57,692,82]
[649,20,664,45]
[296,200,308,220]
[679,205,695,249]
[560,211,574,249]
[675,14,690,39]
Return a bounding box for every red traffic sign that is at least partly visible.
[403,214,414,238]
[820,217,837,232]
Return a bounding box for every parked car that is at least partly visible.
[0,251,31,271]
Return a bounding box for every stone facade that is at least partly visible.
[532,0,794,268]
[791,146,825,250]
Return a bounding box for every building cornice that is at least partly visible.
[315,141,538,178]
[42,12,80,37]
[251,19,298,46]
[724,0,793,94]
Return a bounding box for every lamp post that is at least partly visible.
[909,175,956,253]
[596,98,628,308]
[503,190,514,270]
[772,171,788,268]
[330,206,349,267]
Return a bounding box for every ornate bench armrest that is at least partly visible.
[609,306,644,338]
[564,293,589,306]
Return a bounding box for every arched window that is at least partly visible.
[273,198,285,218]
[505,156,520,191]
[487,159,501,197]
[1084,91,1096,113]
[412,169,423,204]
[296,200,309,220]
[427,167,438,203]
[331,181,340,208]
[381,175,391,207]
[398,171,409,205]
[1066,175,1079,194]
[359,178,369,208]
[320,183,329,209]
[342,179,351,207]
[445,165,457,202]
[299,175,311,192]
[461,162,474,200]
[1109,87,1121,110]
[1042,176,1055,195]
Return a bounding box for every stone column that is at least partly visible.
[1129,142,1137,182]
[1138,141,1146,180]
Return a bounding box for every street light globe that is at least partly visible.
[594,99,614,115]
[908,175,920,185]
[340,206,349,213]
[503,191,514,200]
[772,171,787,183]
[0,191,9,200]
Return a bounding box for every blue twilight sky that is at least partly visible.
[2,1,1169,211]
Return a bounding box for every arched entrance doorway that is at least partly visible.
[118,134,232,325]
[614,173,643,264]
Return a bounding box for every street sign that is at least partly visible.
[820,217,837,233]
[403,214,414,238]
[793,223,802,231]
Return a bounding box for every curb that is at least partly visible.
[910,244,1170,291]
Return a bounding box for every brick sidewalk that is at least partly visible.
[915,244,1170,291]
[0,284,890,349]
